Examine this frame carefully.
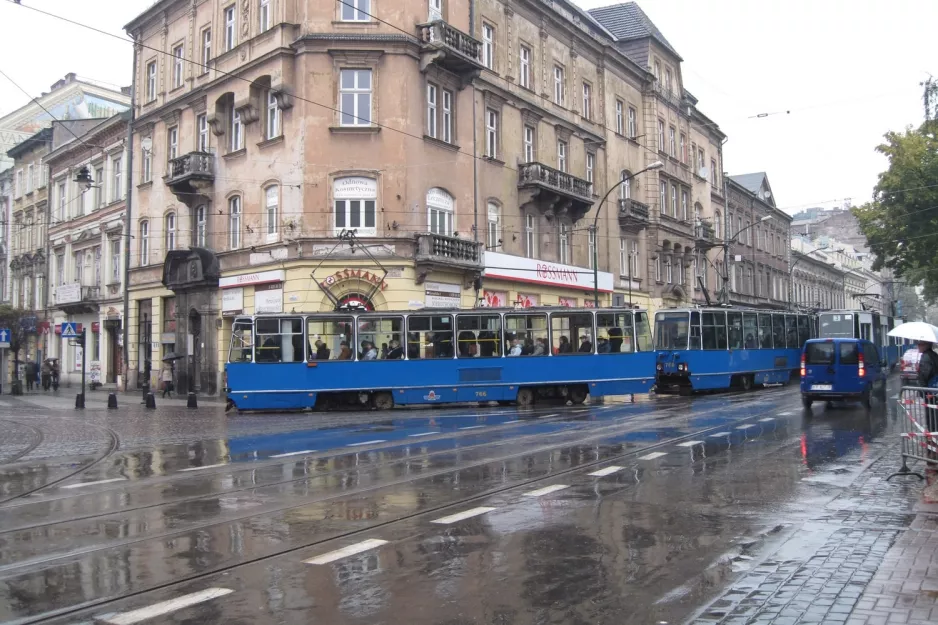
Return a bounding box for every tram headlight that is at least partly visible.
[656,363,663,371]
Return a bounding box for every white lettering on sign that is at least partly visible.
[334,177,377,199]
[219,269,285,289]
[426,187,454,210]
[222,287,244,314]
[484,251,613,292]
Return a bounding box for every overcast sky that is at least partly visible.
[0,0,934,213]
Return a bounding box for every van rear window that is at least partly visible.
[805,343,835,365]
[839,342,859,365]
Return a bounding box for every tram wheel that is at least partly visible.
[372,392,394,411]
[516,388,536,407]
[741,375,754,391]
[568,386,588,405]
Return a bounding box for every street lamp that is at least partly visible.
[718,214,773,304]
[787,245,842,310]
[591,160,665,308]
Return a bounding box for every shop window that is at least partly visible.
[407,314,454,359]
[255,317,304,363]
[550,311,594,355]
[456,313,502,358]
[228,317,254,362]
[702,311,727,350]
[358,316,404,360]
[504,313,548,356]
[596,312,634,353]
[307,316,354,360]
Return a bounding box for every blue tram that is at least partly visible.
[224,307,657,412]
[816,310,904,369]
[654,307,815,394]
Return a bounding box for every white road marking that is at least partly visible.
[736,424,757,430]
[677,440,705,447]
[502,420,519,424]
[408,432,438,438]
[178,463,227,472]
[588,466,625,477]
[758,418,775,422]
[778,412,793,416]
[522,484,570,497]
[304,539,389,565]
[270,450,316,458]
[709,432,732,437]
[61,477,126,489]
[638,452,668,460]
[542,413,559,418]
[346,440,387,447]
[459,425,485,430]
[431,507,497,524]
[98,588,234,625]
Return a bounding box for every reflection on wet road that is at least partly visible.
[0,383,902,624]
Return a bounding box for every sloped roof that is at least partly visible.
[729,172,767,195]
[587,2,681,60]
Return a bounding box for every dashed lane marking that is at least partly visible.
[677,440,705,447]
[97,588,234,625]
[407,432,438,437]
[758,417,775,422]
[588,466,625,477]
[304,539,389,565]
[709,432,732,437]
[522,484,570,497]
[270,450,316,458]
[346,440,387,447]
[178,463,227,472]
[458,425,485,430]
[638,452,667,460]
[736,424,757,430]
[431,507,497,524]
[61,478,126,489]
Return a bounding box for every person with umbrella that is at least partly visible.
[160,353,180,398]
[890,322,938,432]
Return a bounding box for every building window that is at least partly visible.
[619,239,627,276]
[582,82,592,120]
[197,113,209,151]
[140,220,149,264]
[668,126,676,157]
[111,158,122,202]
[630,240,639,278]
[557,140,567,173]
[657,119,665,152]
[142,146,151,183]
[94,167,103,207]
[665,68,672,93]
[339,69,372,126]
[670,184,677,217]
[586,152,594,188]
[266,90,281,139]
[487,202,500,249]
[172,44,184,89]
[745,220,751,245]
[698,148,705,173]
[196,205,207,247]
[229,196,242,248]
[57,182,66,221]
[615,100,624,134]
[588,229,596,269]
[627,106,636,138]
[224,4,237,50]
[165,212,176,251]
[341,0,369,21]
[680,133,687,163]
[334,176,377,236]
[145,61,156,101]
[167,126,178,160]
[427,187,454,236]
[26,164,33,193]
[438,89,453,143]
[653,60,660,81]
[427,84,438,138]
[666,256,673,284]
[714,211,722,240]
[482,23,494,70]
[737,217,743,241]
[55,252,65,286]
[230,108,243,151]
[655,255,661,282]
[525,213,536,258]
[519,45,531,88]
[711,158,718,186]
[681,190,688,221]
[553,65,565,106]
[259,0,270,32]
[620,170,632,200]
[558,222,570,264]
[201,28,211,69]
[264,185,279,240]
[523,124,535,162]
[485,108,498,158]
[659,181,667,214]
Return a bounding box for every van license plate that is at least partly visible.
[811,384,832,391]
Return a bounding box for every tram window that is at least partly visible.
[456,314,502,358]
[505,313,548,356]
[798,315,811,347]
[785,315,798,349]
[255,317,304,363]
[407,315,454,359]
[727,312,743,350]
[597,312,634,353]
[690,311,702,350]
[820,313,855,338]
[772,315,785,349]
[758,314,773,349]
[354,316,403,360]
[307,316,353,361]
[228,318,254,362]
[552,312,595,355]
[635,312,653,351]
[743,313,758,349]
[702,311,727,350]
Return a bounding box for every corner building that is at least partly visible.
[124,0,725,393]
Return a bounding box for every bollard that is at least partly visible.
[145,392,156,409]
[141,383,149,405]
[107,393,118,409]
[75,393,85,409]
[187,392,198,409]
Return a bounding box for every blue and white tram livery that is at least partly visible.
[817,310,903,369]
[654,307,815,394]
[224,307,657,412]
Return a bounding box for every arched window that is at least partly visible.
[165,212,176,251]
[619,170,632,199]
[139,220,149,265]
[228,196,241,249]
[264,185,279,241]
[333,177,377,236]
[195,205,207,248]
[427,187,454,236]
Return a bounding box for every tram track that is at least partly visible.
[6,388,809,625]
[0,419,44,465]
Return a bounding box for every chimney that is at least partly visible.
[50,73,77,92]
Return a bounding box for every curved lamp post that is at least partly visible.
[590,161,664,308]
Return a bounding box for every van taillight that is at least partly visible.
[858,351,865,378]
[800,353,806,377]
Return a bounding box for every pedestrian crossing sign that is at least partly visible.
[61,322,79,338]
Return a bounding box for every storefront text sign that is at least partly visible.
[256,282,284,314]
[219,269,285,289]
[334,177,377,199]
[320,268,389,291]
[484,252,613,292]
[223,287,244,316]
[425,281,461,308]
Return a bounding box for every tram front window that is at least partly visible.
[654,312,689,350]
[255,317,304,363]
[819,313,855,338]
[635,312,652,351]
[228,318,253,362]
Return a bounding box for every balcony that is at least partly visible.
[618,198,650,229]
[417,20,484,83]
[695,220,716,247]
[415,232,483,275]
[517,162,593,222]
[54,283,100,313]
[164,151,214,207]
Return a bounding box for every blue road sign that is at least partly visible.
[0,328,10,347]
[61,322,79,339]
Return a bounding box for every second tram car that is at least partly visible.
[817,310,904,369]
[225,307,657,411]
[654,308,815,394]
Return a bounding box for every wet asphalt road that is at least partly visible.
[0,382,904,625]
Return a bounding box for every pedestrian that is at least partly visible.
[25,359,36,392]
[916,341,938,432]
[41,359,52,391]
[160,361,174,398]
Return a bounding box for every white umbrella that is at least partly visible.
[888,321,938,343]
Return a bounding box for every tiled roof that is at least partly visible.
[729,172,768,195]
[587,2,681,60]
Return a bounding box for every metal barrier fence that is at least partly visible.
[888,385,938,480]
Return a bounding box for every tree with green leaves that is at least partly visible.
[0,304,30,380]
[853,78,938,302]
